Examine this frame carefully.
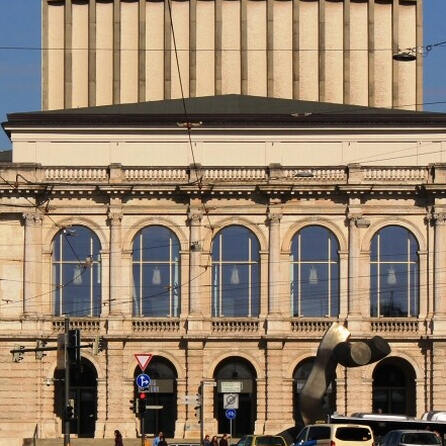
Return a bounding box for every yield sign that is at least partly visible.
[135,353,153,372]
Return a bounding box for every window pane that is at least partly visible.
[251,263,260,316]
[301,263,328,316]
[133,266,141,316]
[379,226,410,262]
[142,264,170,316]
[300,227,330,261]
[139,226,178,262]
[222,264,249,316]
[370,264,378,317]
[330,263,340,316]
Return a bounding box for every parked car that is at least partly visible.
[379,430,441,446]
[294,423,374,446]
[237,435,288,446]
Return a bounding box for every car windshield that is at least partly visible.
[335,427,372,441]
[401,433,441,445]
[255,437,284,446]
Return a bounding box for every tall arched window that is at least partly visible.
[132,225,181,317]
[212,225,260,317]
[52,225,101,317]
[290,226,340,317]
[370,226,419,317]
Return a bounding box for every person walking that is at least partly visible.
[220,433,229,446]
[158,432,168,446]
[114,430,124,446]
[154,432,163,446]
[204,434,211,446]
[211,435,219,446]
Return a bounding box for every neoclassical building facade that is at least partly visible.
[1,95,446,443]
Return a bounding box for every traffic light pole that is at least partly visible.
[200,381,204,446]
[64,317,71,446]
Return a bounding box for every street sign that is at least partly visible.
[223,393,239,409]
[225,409,237,420]
[135,353,153,372]
[136,373,151,389]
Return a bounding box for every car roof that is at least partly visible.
[387,430,438,434]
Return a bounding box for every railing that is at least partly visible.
[291,318,336,333]
[211,318,259,333]
[45,168,108,182]
[30,165,436,186]
[124,168,188,182]
[52,318,102,332]
[132,318,181,332]
[203,168,267,181]
[363,167,428,183]
[370,318,421,334]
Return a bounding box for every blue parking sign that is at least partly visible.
[225,409,237,420]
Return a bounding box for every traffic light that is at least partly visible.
[12,345,24,363]
[92,336,107,355]
[64,405,74,420]
[129,398,140,414]
[194,403,201,422]
[35,340,47,360]
[138,392,147,414]
[68,329,81,368]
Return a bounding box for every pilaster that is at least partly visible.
[432,210,446,334]
[23,211,43,316]
[108,208,124,319]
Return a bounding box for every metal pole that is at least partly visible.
[141,409,145,446]
[64,317,71,446]
[230,419,232,439]
[200,381,204,446]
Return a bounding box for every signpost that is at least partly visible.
[225,409,237,438]
[136,373,151,389]
[135,353,153,372]
[223,393,239,410]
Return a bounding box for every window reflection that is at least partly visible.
[212,226,260,317]
[290,226,340,317]
[132,226,181,317]
[52,225,102,317]
[370,226,419,317]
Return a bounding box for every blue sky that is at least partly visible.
[0,0,445,149]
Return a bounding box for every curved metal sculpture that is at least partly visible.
[300,322,391,425]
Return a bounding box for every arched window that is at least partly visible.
[373,358,416,416]
[370,226,419,317]
[52,225,101,317]
[290,226,340,317]
[211,225,260,317]
[132,225,181,317]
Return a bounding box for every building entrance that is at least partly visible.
[134,356,178,438]
[54,357,98,438]
[214,357,257,437]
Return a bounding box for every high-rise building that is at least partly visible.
[42,0,422,111]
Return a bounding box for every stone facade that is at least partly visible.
[1,103,446,443]
[42,0,423,111]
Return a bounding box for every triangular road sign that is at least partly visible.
[135,353,153,372]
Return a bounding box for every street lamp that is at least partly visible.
[393,49,417,62]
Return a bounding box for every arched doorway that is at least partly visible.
[54,357,98,438]
[372,357,416,416]
[134,357,178,438]
[214,357,257,436]
[293,357,336,424]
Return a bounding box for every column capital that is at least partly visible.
[187,209,203,226]
[433,212,446,225]
[107,210,123,225]
[266,211,282,225]
[347,214,370,228]
[23,211,43,226]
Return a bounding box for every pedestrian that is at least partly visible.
[154,432,163,446]
[114,430,124,446]
[220,433,229,446]
[204,434,211,446]
[159,432,168,446]
[211,435,219,446]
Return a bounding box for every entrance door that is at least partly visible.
[214,357,257,436]
[134,357,178,438]
[55,357,98,438]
